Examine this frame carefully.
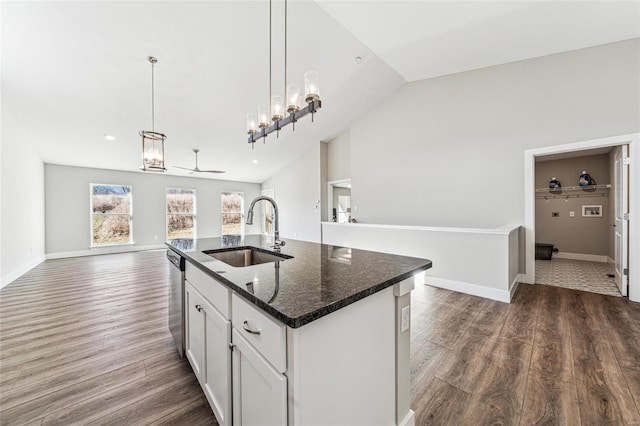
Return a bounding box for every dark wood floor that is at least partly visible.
[1,251,639,425]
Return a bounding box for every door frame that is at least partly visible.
[523,133,640,302]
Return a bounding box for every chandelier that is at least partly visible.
[246,0,321,148]
[140,56,167,172]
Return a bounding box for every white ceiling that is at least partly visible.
[3,1,638,183]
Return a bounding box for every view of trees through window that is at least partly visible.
[221,192,243,235]
[167,188,196,239]
[91,184,132,245]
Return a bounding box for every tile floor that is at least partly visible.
[535,257,621,297]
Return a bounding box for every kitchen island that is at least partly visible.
[167,235,432,426]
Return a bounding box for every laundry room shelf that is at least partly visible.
[535,184,610,200]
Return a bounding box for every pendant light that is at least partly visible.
[140,56,167,172]
[246,0,322,148]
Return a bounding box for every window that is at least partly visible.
[221,192,244,235]
[167,188,196,239]
[261,189,275,238]
[91,184,132,246]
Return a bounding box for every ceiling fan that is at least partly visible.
[174,149,225,174]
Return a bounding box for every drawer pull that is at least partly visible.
[195,304,203,312]
[243,320,261,335]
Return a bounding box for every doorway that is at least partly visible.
[327,179,351,223]
[523,133,639,302]
[534,148,621,296]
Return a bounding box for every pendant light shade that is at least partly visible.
[140,131,166,172]
[140,56,166,172]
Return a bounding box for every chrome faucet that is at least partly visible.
[246,195,285,252]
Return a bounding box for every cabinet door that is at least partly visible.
[232,330,287,426]
[185,282,205,380]
[203,300,232,426]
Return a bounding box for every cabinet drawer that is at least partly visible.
[186,261,230,319]
[232,293,286,373]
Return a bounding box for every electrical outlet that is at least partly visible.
[552,212,559,217]
[569,211,575,217]
[401,306,410,333]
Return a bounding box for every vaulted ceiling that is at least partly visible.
[3,1,638,183]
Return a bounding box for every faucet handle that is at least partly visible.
[271,240,286,250]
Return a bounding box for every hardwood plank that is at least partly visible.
[149,397,218,426]
[500,283,540,344]
[84,375,203,426]
[567,291,640,425]
[410,339,447,396]
[520,375,581,425]
[3,338,176,410]
[460,337,532,422]
[412,375,470,425]
[465,299,510,338]
[420,304,480,349]
[530,286,575,384]
[40,361,195,426]
[144,349,183,376]
[0,362,145,426]
[435,330,499,394]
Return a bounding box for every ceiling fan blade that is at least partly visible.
[199,170,226,174]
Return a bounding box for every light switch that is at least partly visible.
[569,211,575,217]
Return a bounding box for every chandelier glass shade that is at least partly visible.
[140,56,167,172]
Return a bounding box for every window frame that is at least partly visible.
[166,187,197,240]
[90,183,133,247]
[221,191,244,236]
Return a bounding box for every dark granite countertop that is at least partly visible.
[166,235,432,328]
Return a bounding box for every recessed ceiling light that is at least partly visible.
[104,134,116,141]
[252,160,259,164]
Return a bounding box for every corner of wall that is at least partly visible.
[1,95,46,288]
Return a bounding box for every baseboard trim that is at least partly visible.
[46,244,166,260]
[554,252,608,262]
[509,274,523,301]
[607,256,615,269]
[1,255,47,289]
[398,410,415,426]
[424,276,511,303]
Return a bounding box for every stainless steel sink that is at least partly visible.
[203,248,291,267]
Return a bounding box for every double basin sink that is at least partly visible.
[203,247,292,268]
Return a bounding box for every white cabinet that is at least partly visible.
[183,259,412,426]
[232,329,287,426]
[185,281,232,426]
[185,282,205,379]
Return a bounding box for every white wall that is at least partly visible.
[1,96,46,287]
[327,129,351,182]
[322,222,522,302]
[261,144,323,243]
[349,39,639,228]
[45,164,262,256]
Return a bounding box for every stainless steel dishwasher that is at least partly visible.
[167,249,185,357]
